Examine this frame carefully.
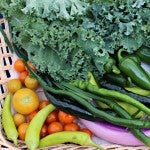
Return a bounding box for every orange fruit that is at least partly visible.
[19,71,28,84]
[24,76,39,89]
[14,58,26,73]
[12,88,40,115]
[27,61,37,71]
[13,113,26,127]
[18,122,29,140]
[7,79,22,93]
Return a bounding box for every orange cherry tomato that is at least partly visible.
[80,128,93,138]
[58,111,75,124]
[39,100,50,110]
[18,71,28,84]
[26,61,37,71]
[47,121,63,134]
[64,122,80,131]
[40,124,48,138]
[45,110,58,124]
[14,58,26,72]
[18,122,29,140]
[27,110,38,122]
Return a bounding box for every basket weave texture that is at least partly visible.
[0,15,150,150]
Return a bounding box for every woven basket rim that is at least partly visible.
[0,15,150,150]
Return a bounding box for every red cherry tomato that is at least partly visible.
[64,122,80,131]
[40,124,48,138]
[47,121,63,134]
[46,110,58,124]
[80,128,93,138]
[39,100,50,110]
[58,110,75,124]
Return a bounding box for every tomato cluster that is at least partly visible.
[14,58,38,89]
[11,58,93,141]
[28,100,93,139]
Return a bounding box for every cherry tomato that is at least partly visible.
[27,110,38,122]
[24,75,39,89]
[26,61,37,71]
[39,100,50,110]
[7,79,22,93]
[80,128,93,138]
[18,71,28,84]
[58,110,75,124]
[64,122,80,131]
[45,110,58,124]
[47,121,63,134]
[40,124,48,138]
[14,58,26,72]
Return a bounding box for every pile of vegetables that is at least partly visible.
[1,0,150,148]
[2,59,101,150]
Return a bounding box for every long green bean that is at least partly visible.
[23,62,150,129]
[71,80,150,116]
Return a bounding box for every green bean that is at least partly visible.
[39,131,103,149]
[72,80,150,116]
[59,82,150,147]
[24,63,150,128]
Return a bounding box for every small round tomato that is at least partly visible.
[64,122,80,131]
[47,121,63,134]
[19,71,28,84]
[58,111,75,124]
[26,61,37,71]
[45,110,58,124]
[80,128,93,138]
[14,58,26,72]
[25,75,39,89]
[27,110,38,122]
[39,100,50,110]
[7,79,22,93]
[18,122,29,140]
[40,124,48,138]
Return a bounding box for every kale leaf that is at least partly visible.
[0,0,149,82]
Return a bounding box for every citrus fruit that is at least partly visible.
[13,113,26,127]
[7,79,22,93]
[12,88,40,115]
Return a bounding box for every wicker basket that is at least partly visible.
[0,15,150,150]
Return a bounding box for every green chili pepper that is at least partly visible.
[127,55,141,65]
[136,45,150,64]
[118,48,150,90]
[104,57,120,74]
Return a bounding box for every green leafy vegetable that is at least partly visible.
[22,0,88,20]
[0,0,149,82]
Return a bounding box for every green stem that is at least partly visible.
[117,48,124,62]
